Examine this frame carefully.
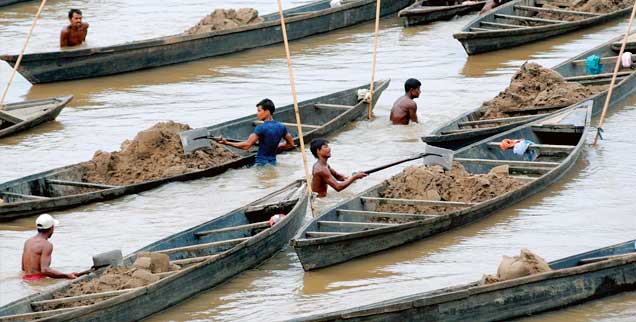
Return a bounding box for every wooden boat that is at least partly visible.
[454,0,632,55]
[292,99,593,270]
[289,239,636,321]
[0,0,31,7]
[0,96,72,138]
[0,80,389,221]
[398,0,485,27]
[1,0,411,84]
[423,32,636,150]
[0,180,308,322]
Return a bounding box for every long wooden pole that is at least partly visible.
[0,0,48,110]
[592,2,636,145]
[367,0,381,119]
[275,0,315,217]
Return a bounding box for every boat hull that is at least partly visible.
[0,96,72,138]
[399,0,485,26]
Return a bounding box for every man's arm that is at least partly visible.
[219,133,258,150]
[318,167,366,192]
[40,243,76,279]
[408,102,419,123]
[277,133,295,151]
[21,241,27,272]
[60,28,69,47]
[329,166,346,181]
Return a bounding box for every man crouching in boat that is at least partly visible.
[60,9,89,47]
[219,99,295,166]
[390,78,421,125]
[310,138,367,197]
[22,214,77,281]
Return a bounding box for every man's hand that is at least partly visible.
[352,172,368,180]
[217,137,228,145]
[66,272,78,279]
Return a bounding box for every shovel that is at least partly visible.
[179,128,250,155]
[76,249,124,277]
[361,144,454,175]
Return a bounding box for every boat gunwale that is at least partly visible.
[398,0,486,17]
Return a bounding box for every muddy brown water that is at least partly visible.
[1,1,636,321]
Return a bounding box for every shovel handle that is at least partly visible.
[362,153,442,175]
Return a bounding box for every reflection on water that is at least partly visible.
[1,1,635,321]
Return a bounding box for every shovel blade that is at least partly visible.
[92,249,124,268]
[179,128,212,155]
[422,144,454,170]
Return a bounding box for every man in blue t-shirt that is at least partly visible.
[219,99,295,165]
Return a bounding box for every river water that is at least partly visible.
[0,1,635,321]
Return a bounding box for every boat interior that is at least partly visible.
[0,182,305,321]
[299,102,590,240]
[0,97,67,131]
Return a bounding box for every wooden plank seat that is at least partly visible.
[305,231,350,238]
[156,237,249,255]
[46,179,119,190]
[494,13,563,24]
[470,27,495,32]
[31,288,143,310]
[0,305,90,321]
[571,55,632,66]
[480,21,526,29]
[514,4,601,17]
[0,110,23,124]
[454,158,560,167]
[0,191,50,200]
[253,120,320,129]
[578,253,633,265]
[317,220,397,230]
[336,209,440,221]
[194,221,269,238]
[458,115,539,128]
[564,71,633,81]
[170,254,221,266]
[361,197,475,207]
[508,165,552,175]
[509,175,538,183]
[314,103,356,110]
[487,142,575,153]
[531,124,584,133]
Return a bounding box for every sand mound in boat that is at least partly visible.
[187,8,264,34]
[480,248,552,285]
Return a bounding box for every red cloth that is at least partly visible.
[499,139,522,151]
[22,273,46,281]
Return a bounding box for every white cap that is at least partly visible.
[36,214,59,229]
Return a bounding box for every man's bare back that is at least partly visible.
[21,214,76,280]
[390,95,418,125]
[22,235,52,275]
[310,139,366,197]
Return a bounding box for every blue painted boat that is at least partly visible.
[0,80,389,221]
[292,99,593,270]
[1,0,411,83]
[289,240,636,321]
[0,180,308,322]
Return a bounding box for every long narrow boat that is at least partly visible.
[0,180,308,322]
[0,80,389,221]
[1,0,411,84]
[292,99,592,270]
[289,239,636,321]
[0,96,72,138]
[422,32,636,150]
[0,0,31,7]
[454,0,632,55]
[398,0,485,27]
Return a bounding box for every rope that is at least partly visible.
[275,0,316,217]
[367,0,381,119]
[0,0,48,110]
[592,1,636,145]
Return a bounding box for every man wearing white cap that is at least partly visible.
[21,214,77,281]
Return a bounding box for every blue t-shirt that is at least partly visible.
[254,120,288,165]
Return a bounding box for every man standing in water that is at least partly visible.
[390,78,421,125]
[219,99,295,166]
[22,214,77,281]
[60,9,89,47]
[310,138,367,197]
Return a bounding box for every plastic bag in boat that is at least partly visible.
[585,55,604,75]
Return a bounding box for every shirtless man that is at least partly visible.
[390,78,421,125]
[22,214,77,281]
[60,9,89,47]
[310,138,367,197]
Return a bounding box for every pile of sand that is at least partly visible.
[79,121,239,185]
[522,0,632,22]
[43,253,180,310]
[479,62,603,119]
[187,8,264,34]
[375,163,524,216]
[480,248,552,285]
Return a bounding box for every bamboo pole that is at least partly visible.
[367,0,381,119]
[0,0,48,110]
[592,2,636,145]
[275,0,315,217]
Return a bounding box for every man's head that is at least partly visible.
[68,9,83,27]
[256,98,275,121]
[36,214,59,237]
[310,138,330,159]
[404,78,421,99]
